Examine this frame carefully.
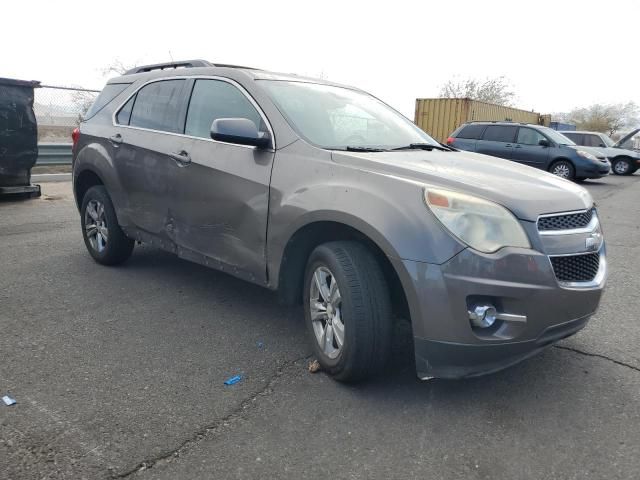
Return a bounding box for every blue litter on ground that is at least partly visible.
[256,341,264,349]
[2,395,16,406]
[224,375,242,386]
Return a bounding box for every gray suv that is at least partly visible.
[72,60,607,381]
[448,122,611,181]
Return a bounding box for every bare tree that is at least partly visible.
[100,59,139,77]
[71,90,98,126]
[554,102,639,136]
[439,76,516,106]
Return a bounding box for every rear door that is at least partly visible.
[113,79,190,237]
[513,127,550,168]
[476,125,517,159]
[168,78,275,284]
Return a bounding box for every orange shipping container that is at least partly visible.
[414,98,546,143]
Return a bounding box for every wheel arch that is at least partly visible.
[275,218,411,323]
[74,167,106,210]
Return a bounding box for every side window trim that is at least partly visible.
[112,75,275,149]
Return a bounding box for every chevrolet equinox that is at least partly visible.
[72,60,607,382]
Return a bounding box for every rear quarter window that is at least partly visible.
[84,83,130,120]
[456,124,486,139]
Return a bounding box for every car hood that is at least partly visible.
[614,128,640,148]
[598,146,640,158]
[331,149,593,222]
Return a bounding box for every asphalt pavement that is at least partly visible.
[1,175,639,479]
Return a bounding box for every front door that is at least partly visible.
[168,78,275,284]
[513,127,550,168]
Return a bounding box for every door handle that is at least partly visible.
[514,145,522,148]
[109,134,123,146]
[169,150,192,166]
[505,144,513,147]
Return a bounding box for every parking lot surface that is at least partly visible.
[1,176,639,479]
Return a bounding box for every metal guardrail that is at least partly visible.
[37,143,73,165]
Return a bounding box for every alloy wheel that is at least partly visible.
[84,199,109,253]
[309,266,344,359]
[552,163,571,179]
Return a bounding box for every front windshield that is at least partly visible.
[600,134,615,147]
[540,127,576,146]
[260,80,439,150]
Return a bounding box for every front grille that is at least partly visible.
[538,209,594,231]
[550,253,600,282]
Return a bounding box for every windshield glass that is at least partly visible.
[260,80,439,150]
[600,134,616,147]
[540,127,576,146]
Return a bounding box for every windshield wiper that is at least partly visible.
[391,143,452,152]
[343,146,388,152]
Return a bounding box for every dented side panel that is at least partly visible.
[168,138,275,285]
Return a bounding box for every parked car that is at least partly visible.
[559,129,640,175]
[447,121,611,181]
[72,60,607,382]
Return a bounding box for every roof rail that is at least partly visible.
[124,60,213,74]
[124,60,258,75]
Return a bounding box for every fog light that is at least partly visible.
[469,305,497,328]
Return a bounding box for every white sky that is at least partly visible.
[3,0,638,118]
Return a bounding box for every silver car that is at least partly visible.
[72,60,607,381]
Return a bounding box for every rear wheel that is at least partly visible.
[81,186,134,265]
[549,160,575,180]
[612,157,633,175]
[303,241,392,382]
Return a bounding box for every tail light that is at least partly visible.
[446,136,454,145]
[71,127,80,147]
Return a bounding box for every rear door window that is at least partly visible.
[516,127,546,145]
[128,80,186,133]
[584,134,603,147]
[185,79,264,139]
[482,125,517,143]
[456,124,486,139]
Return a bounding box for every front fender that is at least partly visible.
[266,142,465,285]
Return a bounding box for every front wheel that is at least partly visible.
[612,158,633,176]
[81,185,134,265]
[303,241,392,383]
[549,160,575,180]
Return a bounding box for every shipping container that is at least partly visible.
[549,121,576,131]
[414,98,544,142]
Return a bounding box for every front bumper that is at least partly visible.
[401,242,606,379]
[578,160,611,178]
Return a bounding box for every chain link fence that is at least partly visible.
[34,85,100,143]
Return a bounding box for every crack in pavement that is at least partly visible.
[554,345,640,373]
[113,353,312,479]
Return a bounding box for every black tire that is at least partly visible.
[549,159,575,181]
[80,185,134,265]
[303,241,392,383]
[611,157,633,176]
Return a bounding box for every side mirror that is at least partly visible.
[599,143,606,148]
[210,118,271,149]
[538,139,550,147]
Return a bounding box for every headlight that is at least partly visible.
[424,188,531,253]
[576,150,598,161]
